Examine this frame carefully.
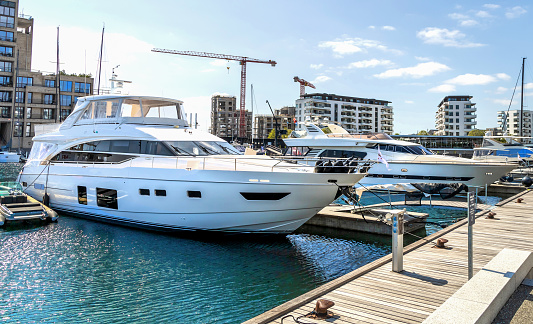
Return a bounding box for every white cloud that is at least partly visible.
[506,6,527,19]
[382,26,396,31]
[313,75,332,83]
[319,37,402,57]
[405,100,414,104]
[368,25,376,29]
[460,20,479,27]
[445,73,497,85]
[493,98,517,106]
[475,10,492,18]
[347,59,393,69]
[310,64,323,70]
[374,62,451,79]
[495,87,507,94]
[483,4,500,10]
[417,27,484,47]
[496,73,511,80]
[449,13,469,20]
[415,56,430,61]
[428,84,456,93]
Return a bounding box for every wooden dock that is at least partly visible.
[244,190,533,324]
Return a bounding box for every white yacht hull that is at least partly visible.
[359,161,516,187]
[19,163,365,233]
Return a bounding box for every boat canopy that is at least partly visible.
[60,95,188,130]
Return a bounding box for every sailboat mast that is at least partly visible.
[56,27,60,122]
[520,57,525,137]
[97,25,105,95]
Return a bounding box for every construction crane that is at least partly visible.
[152,48,277,138]
[293,76,316,97]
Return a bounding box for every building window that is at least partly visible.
[0,106,9,117]
[15,91,24,103]
[60,80,72,92]
[44,94,55,105]
[60,95,72,106]
[96,188,118,209]
[0,91,11,102]
[0,61,12,72]
[17,77,33,88]
[0,75,10,86]
[27,92,32,103]
[13,122,21,137]
[0,30,13,42]
[0,45,12,57]
[25,123,31,137]
[43,108,54,120]
[14,106,23,118]
[0,1,15,17]
[26,107,31,119]
[60,109,71,121]
[45,80,55,88]
[75,82,91,94]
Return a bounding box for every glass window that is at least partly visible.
[13,122,21,137]
[96,188,118,209]
[43,108,54,120]
[45,80,55,88]
[25,123,31,137]
[0,61,12,72]
[26,107,31,118]
[15,91,24,103]
[93,100,119,119]
[44,94,55,105]
[0,91,10,102]
[14,106,23,118]
[0,75,10,86]
[60,95,72,106]
[0,106,9,117]
[17,77,32,87]
[60,80,72,92]
[74,82,91,94]
[0,31,13,42]
[0,46,12,57]
[77,186,87,205]
[120,99,142,117]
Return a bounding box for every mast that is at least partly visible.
[56,26,61,122]
[97,25,105,95]
[520,57,525,137]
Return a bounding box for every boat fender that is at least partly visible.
[43,193,50,207]
[46,209,59,222]
[522,175,532,188]
[0,214,4,226]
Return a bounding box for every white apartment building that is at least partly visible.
[294,93,393,134]
[497,109,532,137]
[435,95,476,136]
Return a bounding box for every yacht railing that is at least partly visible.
[48,155,374,173]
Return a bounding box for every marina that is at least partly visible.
[245,190,533,324]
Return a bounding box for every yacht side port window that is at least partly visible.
[96,188,118,209]
[166,141,240,156]
[78,186,87,205]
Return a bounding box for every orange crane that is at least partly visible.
[293,76,316,97]
[152,48,277,138]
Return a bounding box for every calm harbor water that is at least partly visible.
[0,163,498,323]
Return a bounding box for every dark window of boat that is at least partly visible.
[155,189,166,197]
[240,192,290,200]
[139,189,150,196]
[319,150,367,159]
[51,151,135,163]
[78,186,87,205]
[284,146,310,156]
[187,191,201,198]
[22,182,27,187]
[96,188,118,209]
[67,140,175,156]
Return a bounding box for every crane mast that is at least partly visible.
[152,48,276,138]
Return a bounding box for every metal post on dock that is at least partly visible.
[467,191,476,279]
[485,183,488,205]
[392,211,404,272]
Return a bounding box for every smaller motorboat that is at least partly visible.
[473,136,533,164]
[0,182,58,227]
[0,151,21,163]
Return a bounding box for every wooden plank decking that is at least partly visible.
[244,190,533,324]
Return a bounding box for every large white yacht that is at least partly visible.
[283,122,516,188]
[18,95,367,234]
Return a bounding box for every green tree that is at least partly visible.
[468,129,485,136]
[268,128,292,139]
[417,130,428,135]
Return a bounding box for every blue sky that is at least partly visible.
[21,0,532,134]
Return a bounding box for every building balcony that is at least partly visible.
[464,120,476,125]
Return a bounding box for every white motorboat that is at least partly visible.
[0,151,21,163]
[472,136,533,164]
[283,121,517,188]
[18,95,367,234]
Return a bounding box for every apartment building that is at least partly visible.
[253,106,295,139]
[435,95,476,136]
[210,94,252,139]
[294,93,393,134]
[496,109,532,137]
[0,0,93,151]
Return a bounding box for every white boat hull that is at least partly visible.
[19,163,365,233]
[0,152,20,163]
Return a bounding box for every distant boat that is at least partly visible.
[0,151,21,163]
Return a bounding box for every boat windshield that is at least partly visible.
[166,141,241,156]
[327,132,393,140]
[371,144,433,155]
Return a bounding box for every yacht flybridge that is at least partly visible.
[18,95,367,234]
[283,121,516,188]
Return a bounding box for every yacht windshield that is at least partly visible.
[166,141,241,156]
